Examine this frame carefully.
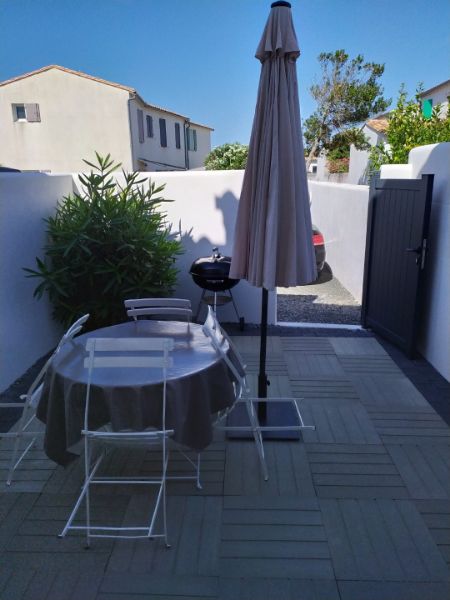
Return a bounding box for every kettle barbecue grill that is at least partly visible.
[190,247,245,329]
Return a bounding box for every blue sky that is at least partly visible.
[1,0,448,147]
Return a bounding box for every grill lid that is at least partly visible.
[190,247,236,280]
[190,247,240,291]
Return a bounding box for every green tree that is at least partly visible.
[25,153,182,329]
[369,86,450,171]
[304,49,390,167]
[204,142,248,170]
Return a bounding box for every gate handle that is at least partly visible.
[406,240,427,270]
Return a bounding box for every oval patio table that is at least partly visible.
[37,320,235,466]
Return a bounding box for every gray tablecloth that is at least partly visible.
[37,321,235,465]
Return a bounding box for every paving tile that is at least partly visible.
[369,408,450,445]
[218,577,340,600]
[387,445,450,498]
[306,444,407,499]
[337,354,402,375]
[280,337,335,354]
[0,493,38,551]
[415,499,450,567]
[100,573,218,597]
[286,353,346,378]
[321,498,450,582]
[224,441,315,497]
[300,400,381,444]
[289,378,359,402]
[338,581,450,600]
[329,337,388,356]
[231,336,282,354]
[219,496,333,579]
[241,353,288,375]
[351,374,430,409]
[0,566,35,600]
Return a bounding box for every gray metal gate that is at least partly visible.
[361,174,434,357]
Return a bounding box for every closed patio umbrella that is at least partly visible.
[229,1,317,420]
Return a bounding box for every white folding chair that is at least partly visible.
[1,313,90,486]
[124,298,192,322]
[59,337,176,548]
[202,306,269,481]
[203,307,316,480]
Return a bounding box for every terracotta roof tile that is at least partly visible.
[366,117,389,133]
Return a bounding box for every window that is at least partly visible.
[12,103,40,122]
[159,118,167,147]
[137,109,144,143]
[146,115,154,138]
[187,128,197,151]
[422,98,433,119]
[175,123,181,149]
[15,104,26,120]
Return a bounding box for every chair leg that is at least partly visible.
[162,450,170,548]
[59,451,103,540]
[84,440,91,549]
[6,410,37,485]
[196,453,202,490]
[245,400,269,481]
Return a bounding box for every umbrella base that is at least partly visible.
[226,402,301,441]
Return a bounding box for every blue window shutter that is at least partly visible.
[137,109,144,143]
[193,129,197,151]
[159,118,167,147]
[175,123,181,149]
[25,103,40,122]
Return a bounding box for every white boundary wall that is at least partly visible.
[0,174,72,391]
[76,170,276,329]
[2,151,447,390]
[309,181,370,303]
[381,143,450,381]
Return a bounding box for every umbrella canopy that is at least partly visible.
[229,1,317,413]
[229,1,316,289]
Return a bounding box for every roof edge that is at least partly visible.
[0,64,214,129]
[0,64,136,94]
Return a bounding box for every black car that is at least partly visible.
[312,225,326,273]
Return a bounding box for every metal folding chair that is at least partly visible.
[1,313,90,485]
[203,307,316,481]
[124,298,192,322]
[202,306,269,481]
[59,337,176,548]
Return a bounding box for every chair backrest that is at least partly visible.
[124,298,192,322]
[59,313,90,349]
[83,337,174,433]
[202,307,247,397]
[22,313,90,408]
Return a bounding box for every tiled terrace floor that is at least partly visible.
[1,334,449,599]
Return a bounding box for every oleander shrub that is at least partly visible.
[25,153,182,329]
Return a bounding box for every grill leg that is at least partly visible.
[228,290,245,330]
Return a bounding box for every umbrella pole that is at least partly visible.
[258,287,269,421]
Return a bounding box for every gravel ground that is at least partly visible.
[277,264,361,325]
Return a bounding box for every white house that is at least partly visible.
[348,79,450,184]
[420,79,450,118]
[0,65,213,173]
[348,115,389,184]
